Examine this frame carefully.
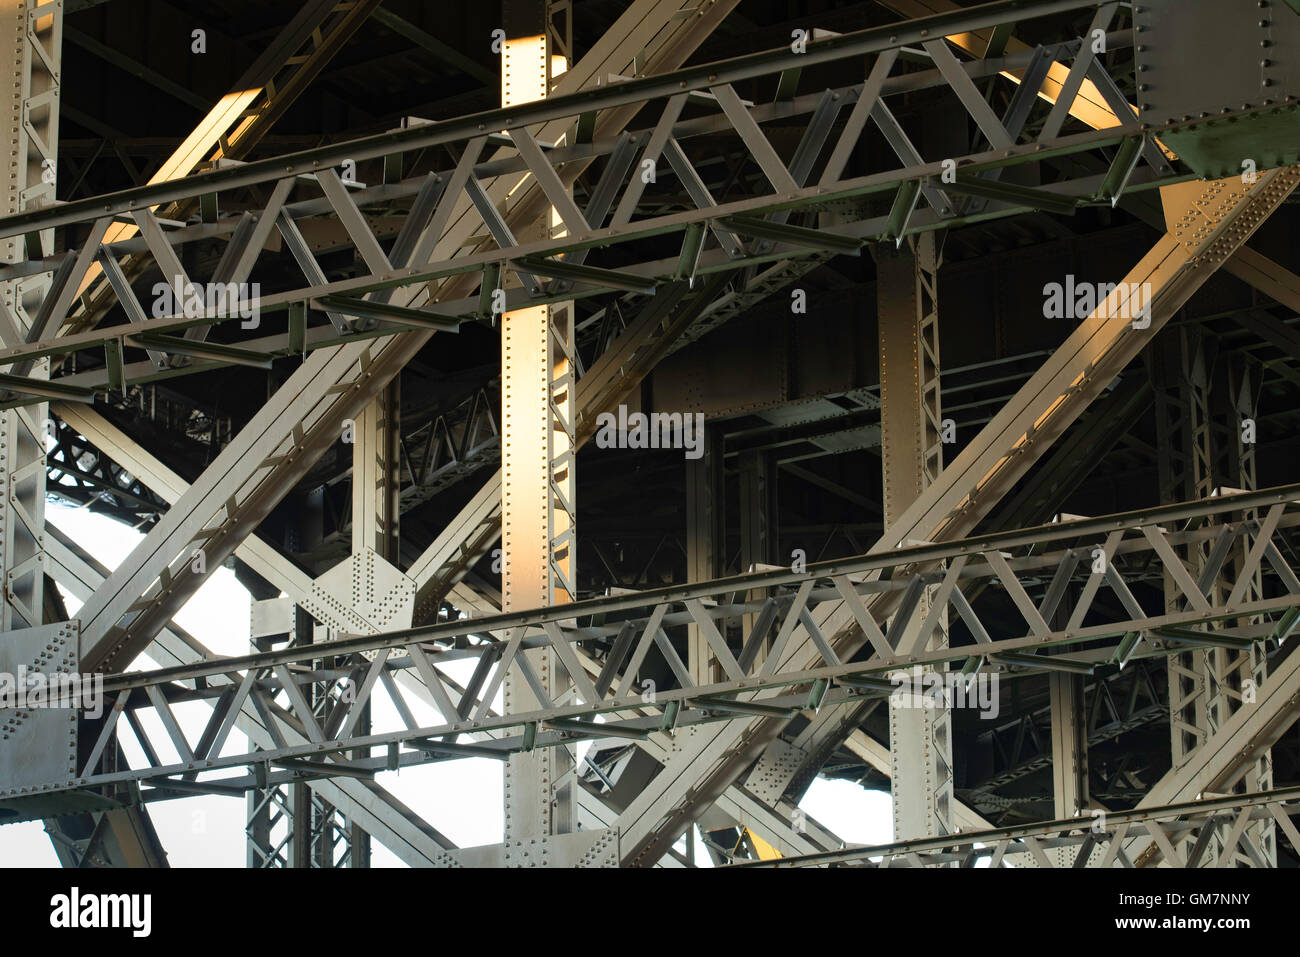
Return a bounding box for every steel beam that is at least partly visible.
[609,168,1300,866]
[43,524,460,866]
[874,0,1129,135]
[63,0,386,338]
[1152,324,1274,865]
[341,380,405,866]
[1128,643,1300,866]
[449,582,827,860]
[731,785,1300,868]
[1,0,59,633]
[1049,673,1090,866]
[499,11,580,848]
[877,233,954,843]
[686,427,724,685]
[18,489,1300,813]
[57,0,738,681]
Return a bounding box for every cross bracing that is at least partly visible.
[730,784,1300,868]
[0,2,1181,406]
[3,0,1300,870]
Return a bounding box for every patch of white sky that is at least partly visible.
[2,500,887,867]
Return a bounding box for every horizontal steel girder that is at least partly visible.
[0,0,1121,241]
[0,6,1192,402]
[10,487,1300,805]
[727,784,1300,868]
[0,134,1176,391]
[609,165,1300,866]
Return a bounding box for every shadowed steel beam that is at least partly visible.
[64,0,387,336]
[371,7,497,86]
[0,0,1108,240]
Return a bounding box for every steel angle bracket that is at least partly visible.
[946,173,1083,216]
[718,215,863,253]
[312,296,462,332]
[513,255,657,294]
[126,333,273,370]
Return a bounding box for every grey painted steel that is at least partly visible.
[55,0,738,682]
[8,490,1300,810]
[0,0,1109,240]
[43,527,460,865]
[609,168,1300,866]
[730,785,1300,868]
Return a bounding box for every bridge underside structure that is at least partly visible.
[2,0,1300,868]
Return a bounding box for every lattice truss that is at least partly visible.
[10,490,1300,816]
[245,657,362,869]
[964,658,1166,807]
[733,786,1300,869]
[45,418,167,521]
[3,0,1300,868]
[0,1,1180,411]
[0,0,1206,682]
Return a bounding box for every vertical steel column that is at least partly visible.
[247,604,307,867]
[501,0,578,846]
[246,787,295,868]
[289,781,312,868]
[287,596,314,867]
[686,427,723,684]
[346,381,401,867]
[737,451,776,571]
[1205,355,1273,864]
[0,0,59,631]
[351,383,401,560]
[246,609,280,867]
[300,642,356,868]
[1049,673,1089,866]
[877,233,954,842]
[737,449,777,666]
[1150,330,1205,762]
[246,790,272,867]
[1153,328,1273,865]
[245,570,360,867]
